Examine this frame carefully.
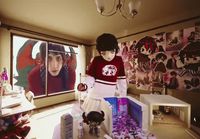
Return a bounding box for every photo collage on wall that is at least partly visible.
[118,24,200,92]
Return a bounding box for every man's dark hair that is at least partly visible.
[40,42,66,63]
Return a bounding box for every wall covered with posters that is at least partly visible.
[118,24,200,92]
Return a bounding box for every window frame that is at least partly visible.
[11,33,77,99]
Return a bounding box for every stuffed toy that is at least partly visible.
[82,111,105,137]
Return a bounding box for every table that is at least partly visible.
[0,93,35,117]
[140,94,191,128]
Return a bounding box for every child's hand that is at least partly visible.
[77,83,88,91]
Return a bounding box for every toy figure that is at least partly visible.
[1,67,8,83]
[82,111,105,137]
[78,33,127,113]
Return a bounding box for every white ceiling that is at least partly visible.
[0,0,200,45]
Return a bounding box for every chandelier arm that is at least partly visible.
[119,0,138,19]
[100,0,119,16]
[119,6,134,20]
[101,10,117,16]
[95,0,141,19]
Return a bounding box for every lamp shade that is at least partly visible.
[95,0,105,13]
[128,0,134,11]
[134,0,142,11]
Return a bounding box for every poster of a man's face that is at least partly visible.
[12,35,77,97]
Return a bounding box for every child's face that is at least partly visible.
[100,50,116,61]
[48,53,63,76]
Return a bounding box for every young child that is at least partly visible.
[78,33,127,113]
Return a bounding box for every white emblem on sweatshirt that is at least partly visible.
[102,65,117,76]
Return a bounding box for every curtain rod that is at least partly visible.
[0,21,89,47]
[117,15,200,40]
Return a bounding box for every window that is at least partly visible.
[12,34,78,98]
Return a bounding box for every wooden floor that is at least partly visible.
[27,100,199,139]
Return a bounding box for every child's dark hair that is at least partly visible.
[96,33,119,53]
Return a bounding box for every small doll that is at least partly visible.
[82,111,105,137]
[77,33,127,113]
[1,67,8,83]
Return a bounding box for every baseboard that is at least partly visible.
[185,126,200,139]
[191,125,200,136]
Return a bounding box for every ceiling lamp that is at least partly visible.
[95,0,141,20]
